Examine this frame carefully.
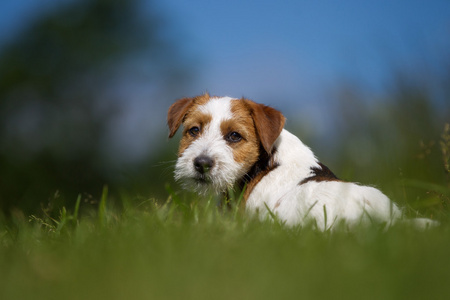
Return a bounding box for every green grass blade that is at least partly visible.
[98,185,108,227]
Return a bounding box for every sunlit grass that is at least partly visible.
[1,185,450,300]
[0,124,448,299]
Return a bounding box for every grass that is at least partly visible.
[1,186,450,300]
[0,123,448,300]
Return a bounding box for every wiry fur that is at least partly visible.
[168,94,437,230]
[172,97,250,194]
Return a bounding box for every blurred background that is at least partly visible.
[0,0,449,216]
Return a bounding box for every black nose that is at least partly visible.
[194,156,214,174]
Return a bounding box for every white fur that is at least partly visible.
[245,129,402,230]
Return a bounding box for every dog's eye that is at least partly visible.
[226,132,242,143]
[188,126,200,137]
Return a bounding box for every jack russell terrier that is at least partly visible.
[167,93,434,230]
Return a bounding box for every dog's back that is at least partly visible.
[245,129,402,230]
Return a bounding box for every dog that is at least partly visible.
[167,93,432,230]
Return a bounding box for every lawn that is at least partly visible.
[1,186,449,300]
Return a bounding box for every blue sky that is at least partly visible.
[150,0,450,102]
[1,0,449,160]
[156,0,450,139]
[2,0,449,104]
[3,1,448,100]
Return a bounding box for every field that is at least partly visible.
[1,1,449,299]
[1,185,450,300]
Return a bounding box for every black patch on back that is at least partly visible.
[299,162,340,185]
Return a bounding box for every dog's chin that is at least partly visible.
[191,174,213,191]
[187,178,230,195]
[175,171,234,195]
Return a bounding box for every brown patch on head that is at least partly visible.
[178,110,212,155]
[167,93,213,155]
[241,98,285,154]
[167,93,211,138]
[225,98,285,201]
[217,100,261,170]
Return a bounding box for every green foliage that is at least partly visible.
[441,123,450,175]
[0,0,192,213]
[1,190,450,300]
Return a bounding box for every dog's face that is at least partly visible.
[167,94,285,194]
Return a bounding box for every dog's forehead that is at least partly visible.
[197,96,236,120]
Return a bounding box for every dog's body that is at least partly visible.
[168,94,405,230]
[245,128,401,229]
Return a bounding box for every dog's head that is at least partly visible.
[167,93,285,194]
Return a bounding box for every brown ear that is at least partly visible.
[244,99,285,153]
[167,97,195,138]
